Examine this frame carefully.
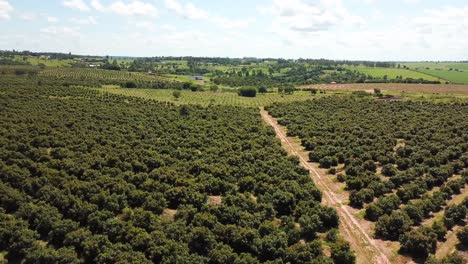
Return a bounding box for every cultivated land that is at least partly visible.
[0,81,352,263]
[98,85,326,107]
[1,54,468,263]
[403,62,468,84]
[260,109,392,264]
[346,65,441,81]
[301,83,468,94]
[265,97,468,263]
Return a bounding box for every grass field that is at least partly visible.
[97,86,331,107]
[413,68,468,84]
[402,62,468,84]
[347,65,441,81]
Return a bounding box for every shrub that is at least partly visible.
[258,86,268,93]
[124,81,137,88]
[457,226,468,247]
[238,87,257,97]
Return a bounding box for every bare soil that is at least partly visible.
[207,195,222,206]
[162,208,177,220]
[299,83,468,94]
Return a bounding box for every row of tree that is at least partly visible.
[0,77,353,263]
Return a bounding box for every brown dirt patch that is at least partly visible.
[162,208,177,220]
[298,83,468,94]
[435,225,464,260]
[207,196,222,206]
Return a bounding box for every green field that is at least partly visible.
[97,86,328,107]
[402,62,468,84]
[348,65,441,81]
[98,86,468,107]
[415,68,468,84]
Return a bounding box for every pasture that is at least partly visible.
[403,62,468,84]
[414,68,468,84]
[347,65,441,81]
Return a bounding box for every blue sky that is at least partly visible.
[0,0,467,60]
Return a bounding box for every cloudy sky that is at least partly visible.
[0,0,467,60]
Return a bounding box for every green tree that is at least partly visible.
[456,226,468,247]
[399,227,437,258]
[331,239,355,264]
[375,211,412,241]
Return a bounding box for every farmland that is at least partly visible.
[346,65,441,82]
[0,81,352,263]
[413,68,468,85]
[1,59,468,263]
[402,62,468,84]
[98,85,327,107]
[265,97,468,262]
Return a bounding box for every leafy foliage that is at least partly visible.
[0,80,346,263]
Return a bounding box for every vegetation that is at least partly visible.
[238,87,257,97]
[0,51,446,88]
[266,96,468,260]
[345,65,441,82]
[0,77,350,263]
[457,226,468,247]
[403,62,468,84]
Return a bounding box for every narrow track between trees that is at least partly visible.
[260,107,391,264]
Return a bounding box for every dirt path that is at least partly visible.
[260,108,391,264]
[435,225,462,259]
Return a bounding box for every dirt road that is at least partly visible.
[260,108,391,264]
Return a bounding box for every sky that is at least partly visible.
[0,0,467,60]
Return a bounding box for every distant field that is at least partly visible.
[402,62,468,84]
[403,62,468,71]
[348,65,441,81]
[97,86,325,107]
[415,68,468,84]
[13,55,75,67]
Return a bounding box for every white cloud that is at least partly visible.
[47,16,59,23]
[63,0,90,11]
[109,1,158,17]
[90,0,105,11]
[70,16,97,25]
[41,26,81,37]
[262,0,364,33]
[0,0,13,20]
[165,0,208,20]
[212,16,255,29]
[161,24,176,31]
[164,0,253,29]
[133,21,156,31]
